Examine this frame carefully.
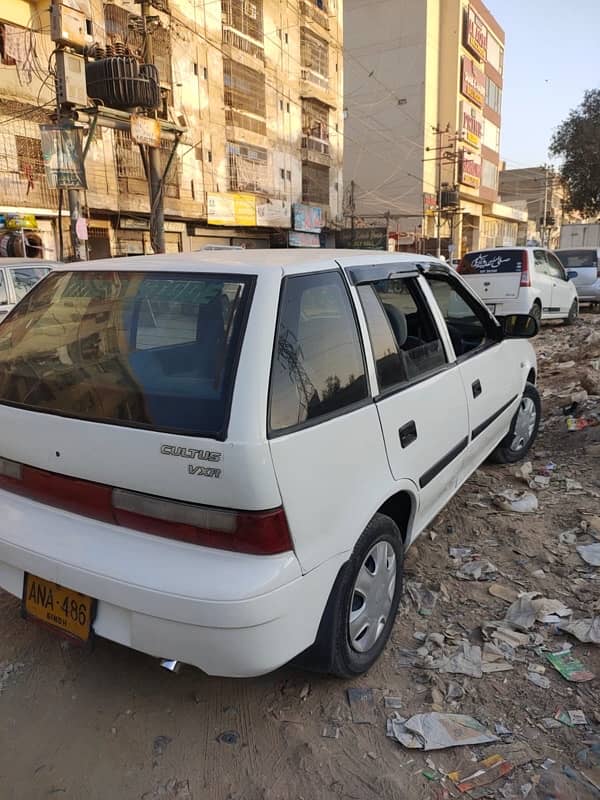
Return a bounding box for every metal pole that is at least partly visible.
[436,127,443,258]
[542,164,549,247]
[350,179,356,247]
[142,0,165,254]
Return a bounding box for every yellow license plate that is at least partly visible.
[22,574,95,643]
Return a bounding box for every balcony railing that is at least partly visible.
[301,67,329,90]
[222,26,265,61]
[300,0,330,31]
[302,135,329,156]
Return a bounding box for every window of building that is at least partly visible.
[358,278,446,392]
[15,136,45,180]
[228,141,268,193]
[286,169,291,181]
[483,119,500,152]
[279,99,284,111]
[203,66,208,80]
[280,168,285,180]
[300,28,329,88]
[223,58,266,135]
[206,149,212,162]
[269,271,368,433]
[302,161,329,205]
[302,98,330,155]
[221,0,264,42]
[487,35,503,75]
[482,159,499,190]
[485,77,502,114]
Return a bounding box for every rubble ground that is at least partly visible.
[0,311,599,800]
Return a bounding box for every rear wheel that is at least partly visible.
[298,514,404,677]
[529,302,542,323]
[564,299,578,326]
[489,382,541,464]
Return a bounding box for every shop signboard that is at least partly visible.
[461,57,485,108]
[464,6,488,61]
[288,231,320,247]
[335,227,387,250]
[292,203,324,233]
[207,193,257,226]
[256,199,291,228]
[460,151,481,189]
[460,101,483,149]
[130,115,161,148]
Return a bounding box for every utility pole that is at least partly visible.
[431,123,450,258]
[141,0,165,254]
[349,179,356,246]
[542,163,549,248]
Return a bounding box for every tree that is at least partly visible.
[550,89,600,217]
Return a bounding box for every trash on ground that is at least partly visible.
[567,416,600,432]
[446,681,464,701]
[347,688,376,724]
[534,475,551,488]
[321,724,340,739]
[495,491,539,513]
[560,531,578,545]
[482,623,531,649]
[554,708,587,726]
[299,682,311,700]
[565,478,584,491]
[527,672,550,689]
[546,649,595,682]
[217,731,240,745]
[541,718,563,730]
[513,462,533,483]
[541,758,556,770]
[489,584,519,603]
[560,617,600,644]
[388,712,498,751]
[384,696,403,709]
[577,543,600,567]
[152,735,173,758]
[456,559,497,581]
[449,753,513,794]
[434,642,483,678]
[504,592,572,631]
[449,547,473,559]
[482,643,513,673]
[406,581,439,616]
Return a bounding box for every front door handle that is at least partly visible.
[472,379,482,398]
[399,420,417,448]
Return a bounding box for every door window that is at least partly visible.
[426,274,496,358]
[269,271,368,433]
[546,253,567,280]
[358,277,446,392]
[0,271,7,305]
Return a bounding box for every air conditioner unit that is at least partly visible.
[55,51,88,107]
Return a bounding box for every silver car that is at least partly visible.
[0,259,56,321]
[556,248,600,305]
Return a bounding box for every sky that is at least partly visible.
[484,0,600,169]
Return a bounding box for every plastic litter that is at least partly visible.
[546,649,595,682]
[449,547,473,559]
[565,478,583,491]
[495,491,539,513]
[388,712,498,751]
[406,581,439,616]
[560,617,600,644]
[449,753,513,794]
[321,724,340,739]
[527,672,550,689]
[541,758,556,770]
[554,708,587,726]
[504,592,572,631]
[384,696,403,709]
[347,688,376,724]
[567,416,600,431]
[577,543,600,567]
[456,559,497,581]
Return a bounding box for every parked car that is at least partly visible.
[0,258,56,321]
[0,251,539,678]
[555,247,600,306]
[457,247,579,324]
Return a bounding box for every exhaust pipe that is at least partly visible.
[160,658,182,674]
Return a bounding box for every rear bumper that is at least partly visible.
[0,489,342,677]
[576,279,600,301]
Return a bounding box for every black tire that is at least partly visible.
[297,514,404,678]
[489,382,541,464]
[529,302,542,323]
[564,299,578,326]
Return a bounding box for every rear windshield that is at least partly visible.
[556,250,598,269]
[462,250,524,275]
[0,270,253,438]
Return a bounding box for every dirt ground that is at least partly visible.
[1,311,599,800]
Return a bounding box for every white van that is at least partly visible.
[457,246,579,324]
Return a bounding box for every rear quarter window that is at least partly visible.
[462,250,524,275]
[0,270,254,438]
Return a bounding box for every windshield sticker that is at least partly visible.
[470,254,521,273]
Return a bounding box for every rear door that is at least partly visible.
[460,250,523,307]
[0,269,11,321]
[556,249,598,292]
[532,250,553,313]
[546,251,575,314]
[355,274,470,532]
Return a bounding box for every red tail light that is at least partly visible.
[0,457,293,555]
[519,251,531,287]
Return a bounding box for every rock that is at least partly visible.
[581,371,600,395]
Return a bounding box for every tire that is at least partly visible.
[564,299,578,326]
[489,382,541,464]
[529,302,542,323]
[297,514,404,678]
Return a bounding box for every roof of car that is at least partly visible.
[51,249,448,277]
[0,259,58,266]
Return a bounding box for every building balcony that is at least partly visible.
[301,135,330,167]
[225,109,267,138]
[222,26,265,62]
[300,0,330,31]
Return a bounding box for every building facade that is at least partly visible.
[344,0,526,256]
[0,0,344,259]
[499,166,568,249]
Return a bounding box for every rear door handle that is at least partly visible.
[399,420,417,448]
[472,379,482,398]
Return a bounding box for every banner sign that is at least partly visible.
[292,203,324,233]
[40,124,87,189]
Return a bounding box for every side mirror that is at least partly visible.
[566,270,577,281]
[502,313,539,339]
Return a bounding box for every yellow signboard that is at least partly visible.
[207,193,256,226]
[130,115,161,148]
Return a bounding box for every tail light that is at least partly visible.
[0,457,293,555]
[456,258,467,274]
[520,251,531,287]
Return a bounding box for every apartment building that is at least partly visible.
[344,0,526,256]
[499,166,568,249]
[0,0,344,259]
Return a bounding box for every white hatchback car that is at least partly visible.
[0,251,539,677]
[457,247,579,324]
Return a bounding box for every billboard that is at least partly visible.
[207,193,256,226]
[460,151,481,189]
[288,231,320,247]
[256,199,291,228]
[461,57,485,108]
[464,7,488,61]
[40,124,87,189]
[292,203,324,233]
[460,101,483,149]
